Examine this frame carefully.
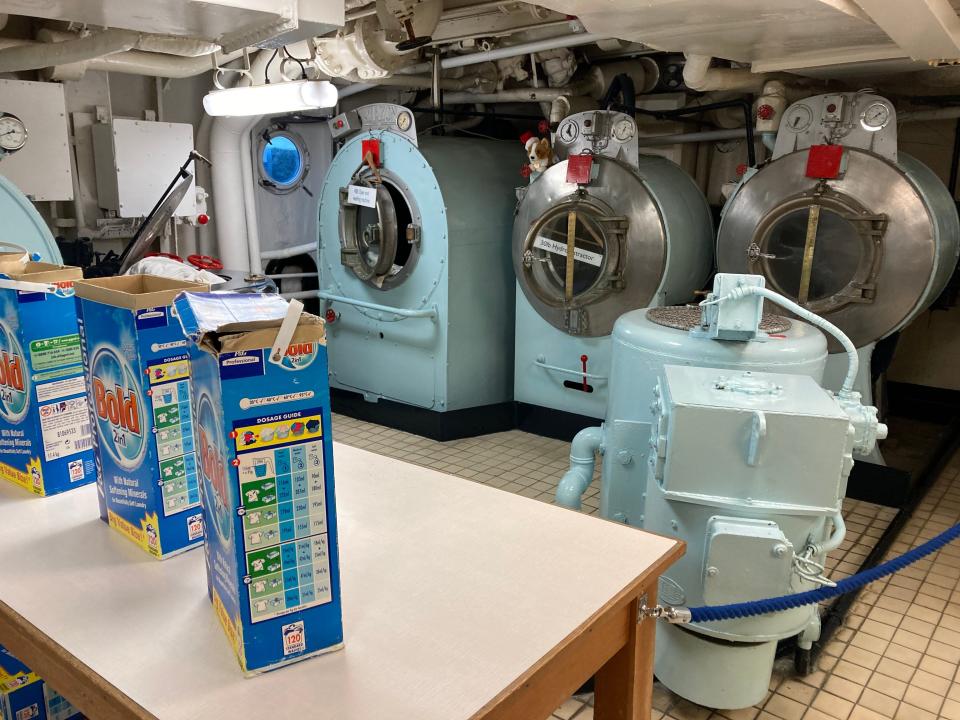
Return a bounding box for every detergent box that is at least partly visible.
[175,292,342,674]
[0,645,82,720]
[0,259,95,496]
[74,275,209,558]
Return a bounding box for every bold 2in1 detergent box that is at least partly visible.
[0,259,95,496]
[0,645,82,720]
[74,275,209,558]
[175,292,342,674]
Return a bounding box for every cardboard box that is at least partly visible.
[0,261,95,496]
[75,275,209,558]
[0,645,81,720]
[175,292,343,674]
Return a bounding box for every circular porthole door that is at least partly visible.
[258,131,309,193]
[513,157,667,337]
[338,168,421,289]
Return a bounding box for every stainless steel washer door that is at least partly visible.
[718,149,947,348]
[514,157,666,337]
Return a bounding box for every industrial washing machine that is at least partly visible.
[717,91,960,439]
[317,103,520,439]
[513,110,713,436]
[556,273,886,709]
[0,174,62,263]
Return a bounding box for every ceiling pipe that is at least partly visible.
[0,28,141,73]
[682,53,769,94]
[400,31,609,74]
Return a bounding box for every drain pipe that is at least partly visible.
[556,426,603,511]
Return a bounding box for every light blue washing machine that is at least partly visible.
[0,173,61,262]
[717,92,960,461]
[513,110,713,436]
[317,103,521,439]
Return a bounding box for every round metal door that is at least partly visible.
[339,166,422,290]
[718,149,956,348]
[514,157,667,337]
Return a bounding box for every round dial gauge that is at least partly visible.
[612,118,635,142]
[396,111,412,132]
[557,120,579,143]
[860,102,890,131]
[0,114,27,153]
[783,104,813,133]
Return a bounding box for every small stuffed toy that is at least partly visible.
[520,131,552,180]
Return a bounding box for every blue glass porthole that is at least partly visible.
[258,131,308,193]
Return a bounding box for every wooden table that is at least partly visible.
[0,443,682,720]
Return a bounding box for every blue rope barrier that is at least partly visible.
[687,521,960,623]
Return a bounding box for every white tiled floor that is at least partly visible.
[332,412,960,720]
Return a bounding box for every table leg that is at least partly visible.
[594,578,659,720]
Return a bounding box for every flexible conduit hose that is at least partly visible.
[686,521,960,623]
[704,285,859,396]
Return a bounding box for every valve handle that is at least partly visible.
[187,254,224,271]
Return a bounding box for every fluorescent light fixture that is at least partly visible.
[203,79,339,117]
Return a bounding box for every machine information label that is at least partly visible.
[29,334,82,372]
[36,375,86,403]
[347,184,378,208]
[39,397,93,462]
[235,411,332,624]
[533,235,603,267]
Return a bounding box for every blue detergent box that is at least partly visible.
[0,262,95,496]
[0,645,82,720]
[74,275,209,558]
[175,292,343,674]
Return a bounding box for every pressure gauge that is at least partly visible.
[0,113,27,154]
[860,102,890,132]
[397,111,412,132]
[612,118,635,142]
[557,119,579,143]
[783,104,813,133]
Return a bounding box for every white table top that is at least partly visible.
[0,442,679,720]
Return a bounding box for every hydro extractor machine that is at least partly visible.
[556,273,886,710]
[317,103,520,438]
[718,92,960,429]
[513,110,713,431]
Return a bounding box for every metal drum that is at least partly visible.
[513,110,713,422]
[718,92,959,371]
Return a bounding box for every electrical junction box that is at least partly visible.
[651,364,855,514]
[702,516,793,605]
[0,79,73,201]
[702,273,765,341]
[91,118,196,218]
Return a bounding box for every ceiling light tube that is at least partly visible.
[203,79,339,117]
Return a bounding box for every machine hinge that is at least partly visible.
[564,307,587,335]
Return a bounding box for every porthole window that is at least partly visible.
[258,131,308,193]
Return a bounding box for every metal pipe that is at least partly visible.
[636,128,749,146]
[266,273,318,279]
[260,242,317,260]
[401,32,608,74]
[319,291,438,318]
[635,98,757,167]
[0,29,140,73]
[556,426,603,511]
[443,86,577,104]
[683,53,769,94]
